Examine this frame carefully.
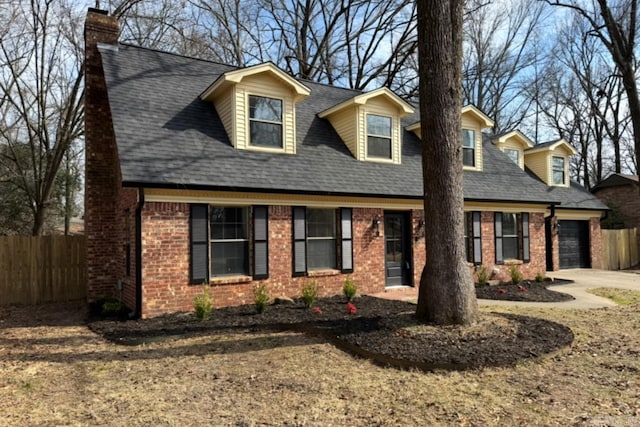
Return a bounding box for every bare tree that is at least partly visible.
[545,0,640,179]
[416,0,477,325]
[462,0,547,133]
[0,0,85,235]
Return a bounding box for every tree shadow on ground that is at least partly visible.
[2,297,574,370]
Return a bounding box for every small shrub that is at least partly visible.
[301,280,318,308]
[343,276,357,301]
[535,271,545,283]
[509,265,523,285]
[253,284,270,314]
[476,265,489,286]
[193,284,213,321]
[102,300,125,316]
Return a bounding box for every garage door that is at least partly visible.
[558,220,590,268]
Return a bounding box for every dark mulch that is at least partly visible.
[476,280,575,302]
[89,296,574,371]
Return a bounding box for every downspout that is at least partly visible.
[134,187,145,318]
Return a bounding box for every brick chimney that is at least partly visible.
[84,9,120,302]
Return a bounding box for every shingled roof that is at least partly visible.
[98,43,602,208]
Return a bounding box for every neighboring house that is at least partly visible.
[592,174,640,228]
[84,9,607,318]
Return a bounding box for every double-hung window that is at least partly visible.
[502,213,518,260]
[505,149,519,165]
[367,114,392,159]
[552,156,565,185]
[210,207,249,276]
[306,209,337,270]
[292,207,353,275]
[464,211,482,264]
[249,95,283,148]
[190,205,270,283]
[494,212,530,264]
[462,129,475,167]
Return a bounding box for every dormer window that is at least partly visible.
[505,149,519,165]
[318,87,414,165]
[462,129,476,167]
[367,114,392,159]
[200,62,310,155]
[552,156,565,185]
[249,95,283,148]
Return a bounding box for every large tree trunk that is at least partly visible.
[415,0,478,325]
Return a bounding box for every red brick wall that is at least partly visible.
[590,217,603,269]
[84,10,122,302]
[139,204,389,318]
[594,184,640,229]
[474,211,547,282]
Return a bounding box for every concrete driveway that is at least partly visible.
[480,268,640,309]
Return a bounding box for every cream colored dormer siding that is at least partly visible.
[319,87,414,164]
[408,106,493,171]
[200,62,310,154]
[492,131,534,170]
[524,139,576,187]
[461,106,494,172]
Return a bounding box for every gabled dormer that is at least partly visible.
[318,88,414,164]
[492,130,534,170]
[461,106,493,171]
[200,62,310,154]
[524,139,577,187]
[407,105,494,171]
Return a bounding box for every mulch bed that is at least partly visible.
[475,279,575,302]
[89,295,574,371]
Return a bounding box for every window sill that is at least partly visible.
[209,275,253,285]
[307,269,341,277]
[503,259,523,266]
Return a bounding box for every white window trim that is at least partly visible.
[364,113,394,162]
[552,156,566,186]
[462,128,477,170]
[246,93,286,153]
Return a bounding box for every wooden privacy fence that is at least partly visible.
[0,235,86,305]
[601,228,639,270]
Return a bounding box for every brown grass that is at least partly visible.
[1,290,640,426]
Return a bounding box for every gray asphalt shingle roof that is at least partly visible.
[99,43,605,210]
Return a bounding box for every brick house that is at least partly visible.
[84,9,607,318]
[592,174,640,230]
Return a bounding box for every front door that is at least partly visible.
[384,212,412,287]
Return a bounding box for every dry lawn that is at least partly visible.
[1,289,640,426]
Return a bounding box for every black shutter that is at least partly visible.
[292,206,307,276]
[472,211,482,264]
[522,212,530,263]
[190,204,209,284]
[495,212,504,265]
[340,208,353,273]
[253,206,269,279]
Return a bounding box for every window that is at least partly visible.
[210,207,249,276]
[190,205,268,283]
[552,156,565,185]
[502,213,518,260]
[306,209,337,270]
[462,129,475,167]
[464,211,482,264]
[464,212,471,262]
[292,207,353,275]
[249,95,283,148]
[505,149,519,165]
[494,212,530,264]
[367,114,392,159]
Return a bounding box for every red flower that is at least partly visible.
[346,302,357,314]
[519,285,527,292]
[312,306,322,315]
[498,288,506,294]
